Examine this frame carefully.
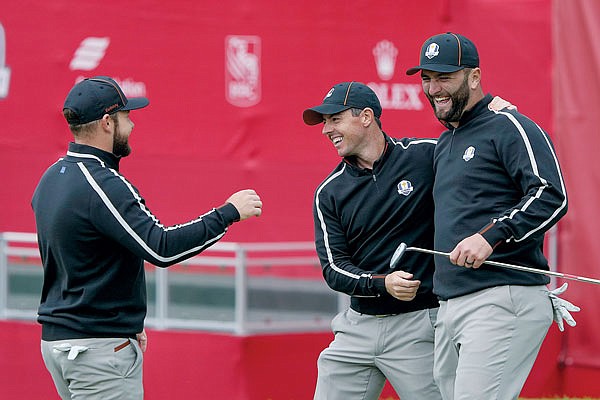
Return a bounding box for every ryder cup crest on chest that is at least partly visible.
[397,180,414,196]
[462,146,476,162]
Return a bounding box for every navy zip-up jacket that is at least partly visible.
[313,134,439,315]
[31,143,240,340]
[433,94,568,300]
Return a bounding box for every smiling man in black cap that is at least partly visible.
[407,33,576,400]
[32,76,263,399]
[304,81,442,400]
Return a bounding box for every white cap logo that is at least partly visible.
[425,43,440,60]
[324,87,334,100]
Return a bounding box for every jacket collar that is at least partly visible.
[343,132,392,175]
[66,142,121,170]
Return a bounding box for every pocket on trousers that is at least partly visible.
[113,340,142,377]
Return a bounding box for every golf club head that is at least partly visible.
[390,242,407,269]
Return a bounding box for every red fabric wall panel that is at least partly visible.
[552,0,600,374]
[0,320,573,399]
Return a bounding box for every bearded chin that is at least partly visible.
[440,97,468,122]
[113,139,131,158]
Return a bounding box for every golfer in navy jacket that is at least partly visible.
[32,76,262,399]
[407,32,575,400]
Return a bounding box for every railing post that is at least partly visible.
[234,245,248,335]
[154,266,169,330]
[0,233,7,319]
[547,225,558,289]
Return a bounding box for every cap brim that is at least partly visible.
[302,104,352,126]
[122,97,149,111]
[406,64,465,75]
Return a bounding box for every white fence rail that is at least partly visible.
[0,232,346,335]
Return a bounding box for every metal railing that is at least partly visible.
[0,232,346,335]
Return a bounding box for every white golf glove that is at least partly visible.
[548,283,580,332]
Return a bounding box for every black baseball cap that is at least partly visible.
[406,32,479,75]
[302,81,382,126]
[63,76,149,125]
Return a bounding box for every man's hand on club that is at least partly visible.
[449,233,493,269]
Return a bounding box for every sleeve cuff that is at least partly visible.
[371,275,387,296]
[479,222,505,249]
[217,202,241,225]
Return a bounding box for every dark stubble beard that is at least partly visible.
[426,71,471,123]
[111,117,131,158]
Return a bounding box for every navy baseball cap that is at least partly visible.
[302,81,382,126]
[63,76,149,125]
[406,32,479,75]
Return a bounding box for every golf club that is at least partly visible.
[390,242,600,285]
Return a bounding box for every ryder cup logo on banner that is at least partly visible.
[369,40,423,111]
[225,35,261,107]
[397,180,414,196]
[0,23,11,99]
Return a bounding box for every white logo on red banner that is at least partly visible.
[69,37,110,71]
[369,40,423,111]
[225,35,261,107]
[0,23,11,99]
[373,40,398,81]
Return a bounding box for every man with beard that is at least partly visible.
[31,76,263,399]
[406,33,576,399]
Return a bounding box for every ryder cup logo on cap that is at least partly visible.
[302,81,382,126]
[424,43,440,60]
[406,32,479,75]
[63,76,149,125]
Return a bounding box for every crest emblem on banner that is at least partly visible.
[397,180,414,196]
[372,40,398,81]
[225,35,261,107]
[0,23,11,99]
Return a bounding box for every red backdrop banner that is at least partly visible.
[0,0,552,242]
[552,0,600,380]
